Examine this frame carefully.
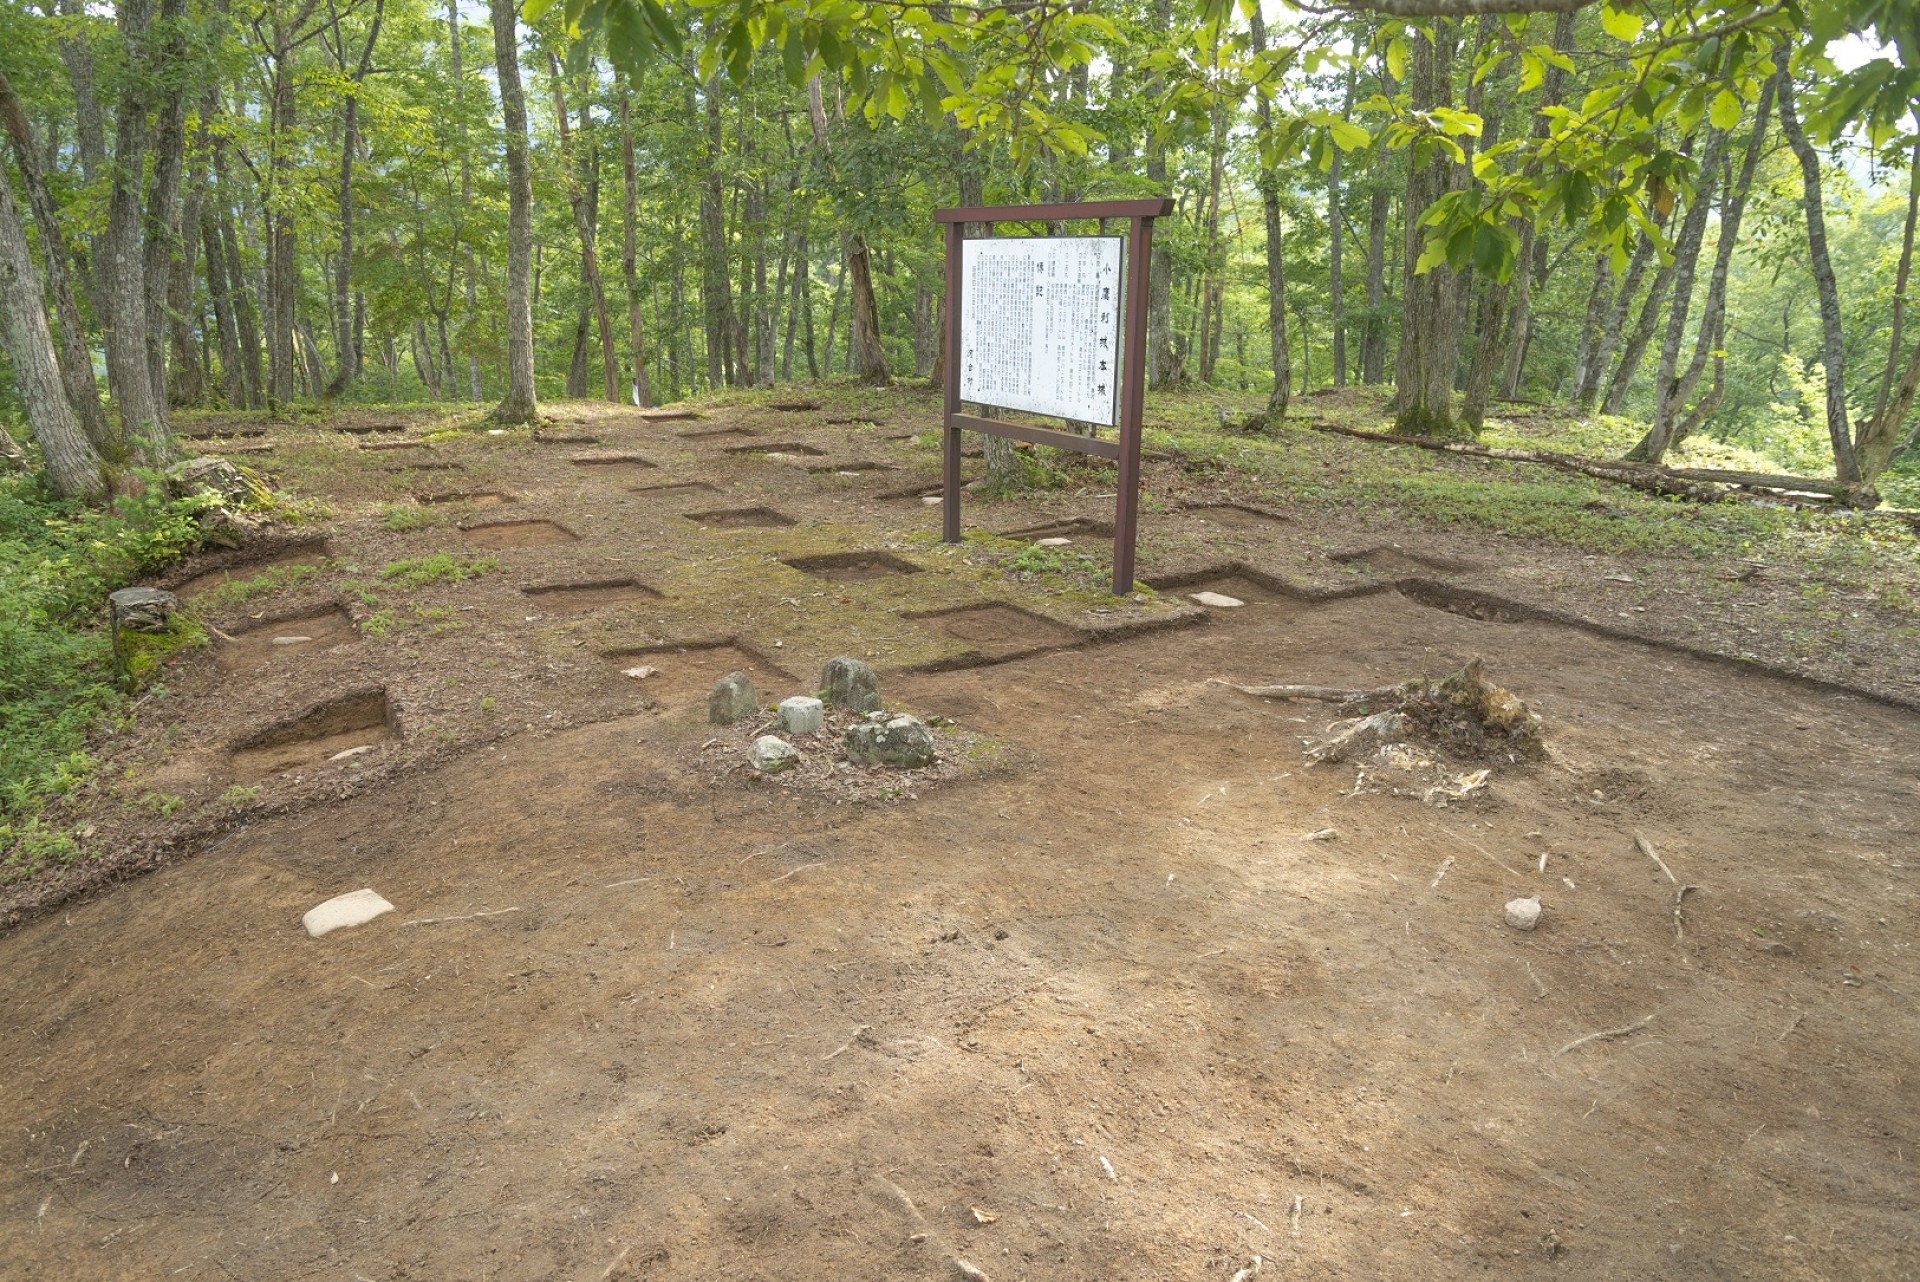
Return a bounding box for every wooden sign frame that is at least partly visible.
[935,198,1173,595]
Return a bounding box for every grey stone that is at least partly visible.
[108,586,180,635]
[820,655,882,713]
[845,713,937,768]
[708,672,759,725]
[749,735,800,773]
[778,695,825,735]
[1504,896,1542,931]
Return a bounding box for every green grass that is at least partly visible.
[0,473,219,878]
[378,552,499,588]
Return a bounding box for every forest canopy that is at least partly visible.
[2,0,1920,500]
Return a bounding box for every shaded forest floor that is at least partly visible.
[0,384,1915,1280]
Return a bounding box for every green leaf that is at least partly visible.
[1327,119,1369,151]
[523,0,560,23]
[1599,4,1643,43]
[1710,88,1743,130]
[1386,37,1407,85]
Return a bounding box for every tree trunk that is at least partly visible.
[489,0,537,423]
[1871,136,1920,438]
[806,75,888,385]
[1577,222,1658,409]
[166,161,206,407]
[103,0,169,460]
[201,206,244,407]
[1393,19,1462,438]
[617,78,651,406]
[323,1,383,399]
[1600,255,1677,416]
[699,74,733,388]
[565,307,590,398]
[1496,11,1575,401]
[1145,0,1181,389]
[1249,8,1290,419]
[1361,186,1390,383]
[548,52,617,401]
[0,68,110,452]
[0,156,105,499]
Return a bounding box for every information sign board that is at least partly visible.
[958,236,1124,426]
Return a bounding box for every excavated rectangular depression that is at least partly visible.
[1005,517,1113,550]
[230,689,394,781]
[176,541,331,600]
[809,461,893,475]
[631,481,718,497]
[725,442,825,457]
[417,490,506,506]
[570,453,657,471]
[782,551,922,583]
[460,519,578,549]
[602,642,791,709]
[913,603,1082,662]
[1184,503,1288,531]
[685,507,795,529]
[521,578,662,612]
[218,606,360,669]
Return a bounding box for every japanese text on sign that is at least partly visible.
[958,236,1124,427]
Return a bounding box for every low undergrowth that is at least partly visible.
[0,474,218,878]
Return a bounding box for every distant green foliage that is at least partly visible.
[0,474,213,877]
[378,552,499,587]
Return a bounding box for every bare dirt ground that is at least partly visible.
[2,392,1917,1280]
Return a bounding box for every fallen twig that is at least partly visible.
[823,1025,871,1062]
[399,907,521,927]
[1228,1257,1264,1282]
[1634,831,1676,883]
[1444,827,1525,878]
[1430,856,1455,889]
[597,1245,631,1280]
[1290,1194,1303,1235]
[769,861,827,883]
[1777,1012,1805,1043]
[1213,679,1398,703]
[1556,1014,1655,1056]
[1526,961,1548,999]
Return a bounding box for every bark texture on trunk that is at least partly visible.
[1393,20,1463,438]
[0,168,105,500]
[1361,186,1390,383]
[0,68,110,452]
[1249,8,1290,419]
[104,0,169,460]
[323,0,383,398]
[548,53,617,401]
[489,0,537,423]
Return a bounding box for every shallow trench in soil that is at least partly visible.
[1,585,1916,1281]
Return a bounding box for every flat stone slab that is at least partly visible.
[1190,591,1245,608]
[304,888,395,938]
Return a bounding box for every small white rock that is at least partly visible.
[777,695,825,735]
[749,735,801,773]
[622,665,659,680]
[1504,896,1542,931]
[1190,591,1244,608]
[328,744,376,762]
[303,888,394,938]
[271,635,313,646]
[1035,537,1073,547]
[921,495,943,505]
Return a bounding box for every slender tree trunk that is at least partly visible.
[1578,223,1658,408]
[1774,74,1861,482]
[565,307,590,398]
[1145,0,1181,388]
[1495,11,1575,401]
[0,157,105,499]
[202,207,244,407]
[0,68,110,452]
[1249,8,1290,418]
[1361,186,1390,383]
[699,75,732,388]
[322,0,383,399]
[548,52,617,401]
[450,0,482,402]
[489,0,537,422]
[1872,135,1920,436]
[1624,126,1730,461]
[412,318,441,399]
[1393,19,1462,437]
[806,75,888,384]
[617,79,651,406]
[1656,74,1777,454]
[1328,115,1348,386]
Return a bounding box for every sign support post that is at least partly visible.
[934,198,1172,595]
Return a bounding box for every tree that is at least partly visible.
[489,0,537,424]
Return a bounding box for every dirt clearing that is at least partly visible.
[1,395,1916,1280]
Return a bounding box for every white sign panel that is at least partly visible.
[959,236,1124,427]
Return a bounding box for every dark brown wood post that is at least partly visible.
[1112,211,1154,595]
[942,218,964,543]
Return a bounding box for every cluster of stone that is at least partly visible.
[709,656,937,774]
